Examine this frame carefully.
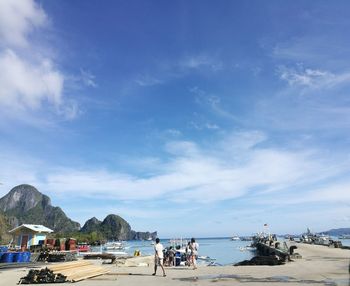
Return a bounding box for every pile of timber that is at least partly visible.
[19,268,67,284]
[37,251,77,262]
[19,261,110,284]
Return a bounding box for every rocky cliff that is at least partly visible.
[0,184,157,241]
[80,217,102,233]
[81,214,157,241]
[0,184,80,233]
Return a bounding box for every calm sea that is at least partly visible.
[91,237,350,265]
[123,237,255,265]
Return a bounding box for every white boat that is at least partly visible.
[103,250,128,256]
[103,241,124,251]
[82,250,128,256]
[231,235,240,241]
[197,255,215,261]
[315,234,331,245]
[239,246,255,251]
[301,228,331,245]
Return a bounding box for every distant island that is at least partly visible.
[0,184,157,244]
[319,228,350,236]
[281,228,350,238]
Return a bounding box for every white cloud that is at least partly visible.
[190,120,220,131]
[268,181,350,206]
[0,49,64,110]
[164,140,199,157]
[180,55,222,72]
[0,0,87,122]
[221,131,266,151]
[194,91,242,122]
[0,0,47,47]
[130,54,223,91]
[278,65,350,89]
[134,75,162,87]
[80,69,97,88]
[165,129,182,137]
[34,145,348,204]
[205,123,219,130]
[1,130,349,235]
[1,131,348,206]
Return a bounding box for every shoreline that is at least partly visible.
[1,243,349,285]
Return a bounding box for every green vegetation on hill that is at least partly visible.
[0,184,157,243]
[81,214,157,242]
[0,212,12,244]
[0,184,80,233]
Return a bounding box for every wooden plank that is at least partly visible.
[44,260,110,282]
[58,266,104,277]
[48,261,92,271]
[71,269,110,282]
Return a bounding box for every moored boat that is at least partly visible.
[77,243,91,252]
[103,241,124,251]
[231,235,240,241]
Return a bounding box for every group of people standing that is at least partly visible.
[152,237,199,277]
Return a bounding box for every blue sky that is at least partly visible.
[0,0,350,237]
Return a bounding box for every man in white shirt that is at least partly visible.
[152,238,166,277]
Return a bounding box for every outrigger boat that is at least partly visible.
[103,241,124,251]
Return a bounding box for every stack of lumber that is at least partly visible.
[19,268,66,284]
[49,261,110,282]
[19,261,110,284]
[37,251,77,262]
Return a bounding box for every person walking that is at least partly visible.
[152,238,166,277]
[185,241,191,266]
[189,238,199,270]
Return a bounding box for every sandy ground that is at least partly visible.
[1,243,349,286]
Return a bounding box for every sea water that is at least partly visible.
[93,237,350,265]
[125,237,255,265]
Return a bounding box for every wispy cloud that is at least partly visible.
[191,87,242,123]
[179,55,223,72]
[1,129,349,234]
[1,131,348,205]
[79,69,97,88]
[129,54,223,91]
[134,75,162,87]
[164,129,182,137]
[190,121,220,131]
[278,65,350,89]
